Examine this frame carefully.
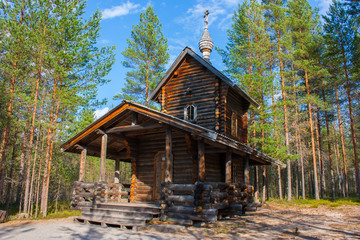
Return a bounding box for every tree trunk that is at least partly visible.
[304,70,319,200]
[5,129,19,212]
[335,86,349,196]
[322,91,335,200]
[315,106,324,198]
[276,29,291,201]
[0,63,16,198]
[40,99,59,217]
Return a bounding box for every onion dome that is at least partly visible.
[199,10,213,63]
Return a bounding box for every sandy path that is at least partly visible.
[1,203,359,239]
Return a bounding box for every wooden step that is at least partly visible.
[95,203,161,215]
[76,215,147,226]
[82,209,153,220]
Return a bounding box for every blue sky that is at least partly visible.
[85,0,332,118]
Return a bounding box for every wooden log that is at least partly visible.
[197,140,205,181]
[167,218,193,226]
[165,126,173,182]
[212,202,229,209]
[168,206,218,215]
[244,157,249,185]
[210,192,228,199]
[77,192,94,198]
[167,195,194,203]
[167,212,217,222]
[75,182,95,188]
[114,159,120,183]
[78,148,87,181]
[167,184,196,191]
[225,148,232,184]
[130,158,136,203]
[100,133,107,181]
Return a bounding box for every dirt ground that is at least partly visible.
[1,203,359,239]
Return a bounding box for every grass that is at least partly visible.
[268,198,360,208]
[2,201,81,222]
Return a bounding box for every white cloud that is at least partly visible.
[94,107,109,119]
[316,0,332,16]
[99,39,110,44]
[176,0,239,43]
[102,1,141,20]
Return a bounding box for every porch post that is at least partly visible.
[225,148,232,184]
[197,139,205,182]
[114,159,120,183]
[244,157,250,185]
[77,145,87,182]
[97,129,108,182]
[165,126,173,183]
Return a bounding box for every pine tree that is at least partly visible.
[288,0,326,200]
[114,5,169,107]
[324,0,360,197]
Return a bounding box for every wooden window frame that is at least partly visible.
[184,104,197,122]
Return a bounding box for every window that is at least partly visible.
[231,112,238,137]
[184,104,197,122]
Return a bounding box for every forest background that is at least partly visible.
[0,0,359,218]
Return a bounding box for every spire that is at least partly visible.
[199,10,213,63]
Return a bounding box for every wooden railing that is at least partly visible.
[160,182,254,224]
[71,181,130,209]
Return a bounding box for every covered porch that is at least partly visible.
[63,100,285,226]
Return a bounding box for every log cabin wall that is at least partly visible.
[163,56,218,131]
[205,152,225,182]
[223,88,249,144]
[232,158,245,184]
[172,130,195,184]
[136,132,165,202]
[135,129,195,202]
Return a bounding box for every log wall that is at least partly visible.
[224,88,249,144]
[164,56,217,131]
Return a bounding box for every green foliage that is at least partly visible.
[269,198,360,208]
[114,5,169,107]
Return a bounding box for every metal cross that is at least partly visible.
[204,10,209,28]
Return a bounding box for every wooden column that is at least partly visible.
[197,139,205,182]
[225,148,232,184]
[114,159,120,183]
[244,157,250,185]
[77,146,87,182]
[98,130,108,182]
[130,158,136,202]
[165,126,173,183]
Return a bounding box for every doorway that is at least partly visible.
[153,151,165,200]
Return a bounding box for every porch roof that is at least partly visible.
[61,100,285,168]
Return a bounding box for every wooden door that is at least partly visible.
[153,151,166,200]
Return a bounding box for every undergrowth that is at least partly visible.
[268,198,360,208]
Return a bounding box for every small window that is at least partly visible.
[184,104,197,122]
[231,112,238,137]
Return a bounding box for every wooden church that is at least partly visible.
[62,11,284,228]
